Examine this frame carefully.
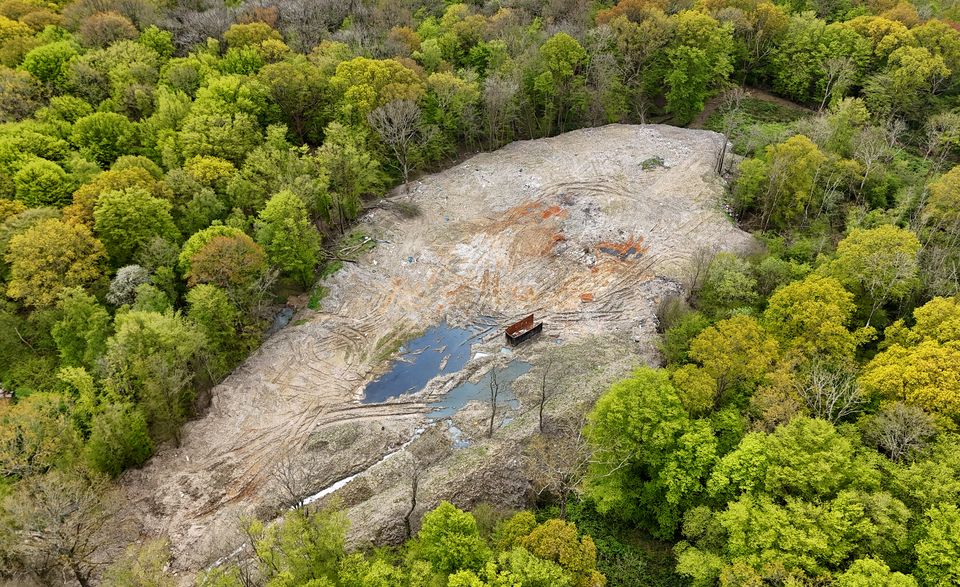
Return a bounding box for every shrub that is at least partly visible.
[86,402,153,477]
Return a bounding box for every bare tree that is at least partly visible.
[487,365,501,439]
[683,246,717,303]
[715,87,748,175]
[163,0,232,53]
[4,469,128,587]
[853,126,890,195]
[483,73,519,150]
[270,451,319,510]
[819,56,856,112]
[367,99,423,193]
[793,362,864,424]
[402,455,419,540]
[525,417,592,520]
[924,111,960,172]
[273,0,349,52]
[919,244,960,297]
[537,358,554,433]
[533,354,575,432]
[885,117,907,151]
[866,402,935,463]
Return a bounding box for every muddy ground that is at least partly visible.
[116,124,755,582]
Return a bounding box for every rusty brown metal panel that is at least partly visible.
[506,314,535,337]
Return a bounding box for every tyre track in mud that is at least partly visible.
[117,125,755,579]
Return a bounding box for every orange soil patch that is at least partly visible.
[580,292,594,302]
[541,233,567,255]
[596,235,649,258]
[541,205,568,219]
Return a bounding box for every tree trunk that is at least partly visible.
[538,394,545,433]
[488,402,496,439]
[403,470,418,539]
[70,560,91,587]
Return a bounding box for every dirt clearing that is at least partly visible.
[117,124,754,580]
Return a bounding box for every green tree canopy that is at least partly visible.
[93,187,180,266]
[4,218,106,307]
[255,189,321,287]
[103,310,206,443]
[413,501,491,574]
[71,112,137,166]
[13,158,72,207]
[820,225,920,322]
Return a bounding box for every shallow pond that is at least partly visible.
[362,322,476,403]
[429,359,531,420]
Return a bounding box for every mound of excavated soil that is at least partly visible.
[116,124,754,581]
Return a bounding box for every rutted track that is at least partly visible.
[117,125,754,578]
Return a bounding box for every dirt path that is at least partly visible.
[116,124,755,581]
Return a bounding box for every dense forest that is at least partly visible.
[0,0,959,584]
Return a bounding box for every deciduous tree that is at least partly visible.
[915,504,960,586]
[71,111,137,166]
[0,393,80,478]
[330,57,425,124]
[532,32,588,135]
[689,315,778,401]
[13,158,72,207]
[94,187,180,266]
[367,99,424,191]
[317,122,383,234]
[2,468,126,587]
[85,402,153,477]
[820,225,920,324]
[521,519,604,587]
[413,501,490,574]
[762,274,870,364]
[103,310,206,445]
[4,218,106,308]
[187,233,269,308]
[255,189,320,287]
[51,287,111,368]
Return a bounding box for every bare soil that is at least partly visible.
[116,124,755,582]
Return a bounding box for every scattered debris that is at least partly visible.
[116,125,755,578]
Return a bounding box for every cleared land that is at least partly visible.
[118,124,755,578]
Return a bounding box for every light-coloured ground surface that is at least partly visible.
[117,124,754,581]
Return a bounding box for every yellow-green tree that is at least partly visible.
[861,340,960,419]
[0,393,80,478]
[819,225,920,324]
[914,504,960,586]
[737,135,828,230]
[330,57,424,124]
[762,274,872,364]
[689,314,779,401]
[521,519,605,587]
[4,218,106,307]
[924,164,960,241]
[861,296,960,419]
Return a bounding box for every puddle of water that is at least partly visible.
[430,359,531,420]
[267,307,295,335]
[598,246,641,259]
[362,322,475,403]
[447,422,470,448]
